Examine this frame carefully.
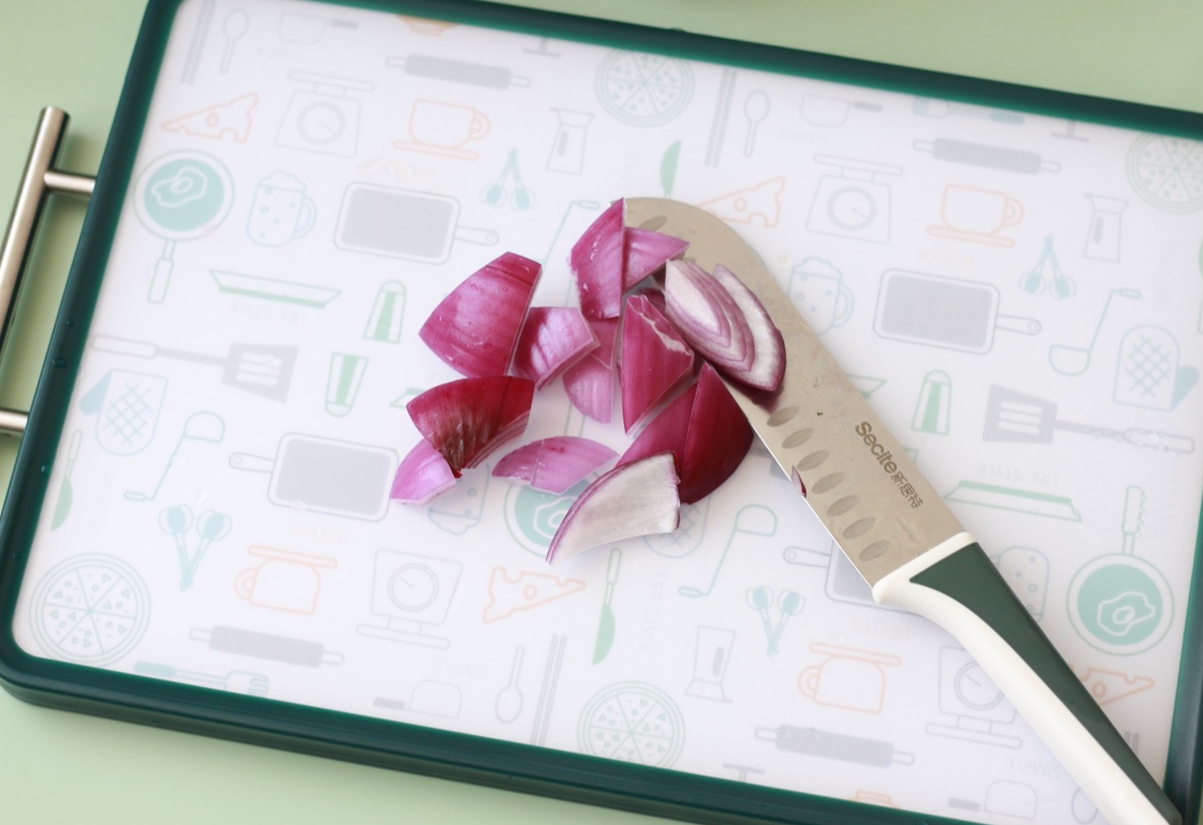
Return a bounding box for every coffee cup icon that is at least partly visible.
[397,100,491,159]
[798,643,901,713]
[789,258,853,334]
[248,171,316,246]
[929,185,1023,246]
[236,546,337,614]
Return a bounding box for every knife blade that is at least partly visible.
[625,197,1181,825]
[592,547,621,664]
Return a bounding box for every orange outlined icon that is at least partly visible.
[798,642,901,714]
[163,93,258,142]
[928,184,1023,247]
[699,177,784,228]
[235,546,338,614]
[483,567,585,623]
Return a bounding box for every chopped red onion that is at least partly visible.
[493,436,618,494]
[390,439,457,503]
[620,293,696,434]
[407,376,535,476]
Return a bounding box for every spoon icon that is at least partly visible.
[494,645,525,723]
[220,9,249,74]
[743,90,770,157]
[1048,287,1140,376]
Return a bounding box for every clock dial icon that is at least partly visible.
[953,660,1004,710]
[827,185,877,231]
[388,563,440,611]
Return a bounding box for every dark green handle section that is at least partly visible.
[910,543,1181,825]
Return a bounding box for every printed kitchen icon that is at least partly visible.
[926,645,1022,748]
[915,137,1060,175]
[49,429,83,530]
[1083,195,1127,262]
[376,681,463,718]
[395,99,491,160]
[133,150,234,303]
[79,370,167,456]
[873,270,1040,354]
[134,661,270,695]
[162,93,257,142]
[679,504,777,598]
[357,550,462,649]
[191,625,344,667]
[685,626,735,701]
[798,643,901,714]
[276,70,374,157]
[159,504,233,590]
[387,53,532,89]
[928,185,1024,247]
[237,546,338,614]
[1114,325,1198,410]
[547,109,593,174]
[805,155,901,243]
[229,433,399,521]
[334,183,498,264]
[1048,287,1141,376]
[125,411,226,503]
[247,171,316,246]
[756,725,914,768]
[788,258,853,336]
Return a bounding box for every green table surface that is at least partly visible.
[2,1,1202,823]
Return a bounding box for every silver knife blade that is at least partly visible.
[626,197,964,586]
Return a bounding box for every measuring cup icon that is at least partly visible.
[133,150,234,304]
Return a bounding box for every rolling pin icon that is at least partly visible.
[915,138,1060,174]
[756,725,914,768]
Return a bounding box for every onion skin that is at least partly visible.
[390,439,457,503]
[620,293,696,434]
[571,200,625,320]
[493,436,618,494]
[546,452,680,564]
[407,376,535,476]
[418,252,541,378]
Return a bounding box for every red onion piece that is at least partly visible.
[623,227,689,290]
[418,252,541,378]
[546,452,680,563]
[664,259,784,393]
[711,264,785,393]
[619,364,752,504]
[511,306,599,389]
[493,436,618,494]
[390,439,457,503]
[571,199,625,320]
[620,293,696,434]
[586,316,620,369]
[407,376,535,476]
[563,356,615,423]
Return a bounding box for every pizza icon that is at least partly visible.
[578,681,685,768]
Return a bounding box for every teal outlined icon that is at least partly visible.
[644,497,710,558]
[326,353,368,416]
[79,369,167,456]
[30,554,151,666]
[1048,287,1140,376]
[1068,486,1173,655]
[577,682,685,768]
[1019,236,1074,298]
[679,504,777,597]
[504,481,584,555]
[125,411,226,502]
[364,281,406,342]
[1125,134,1203,213]
[1114,325,1198,411]
[911,369,951,435]
[133,150,234,303]
[595,51,694,127]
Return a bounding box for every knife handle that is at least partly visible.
[872,532,1181,825]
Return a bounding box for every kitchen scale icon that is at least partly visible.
[357,549,462,649]
[276,70,375,157]
[805,154,902,243]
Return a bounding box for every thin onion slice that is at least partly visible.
[571,199,625,320]
[546,452,680,564]
[620,293,696,434]
[511,306,599,389]
[407,376,535,476]
[618,364,752,504]
[418,252,541,377]
[664,259,784,393]
[391,439,457,503]
[623,227,689,290]
[493,436,618,494]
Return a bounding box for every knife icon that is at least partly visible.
[625,197,1181,825]
[592,547,621,664]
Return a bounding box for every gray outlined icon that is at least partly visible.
[742,90,770,156]
[912,97,1024,125]
[915,137,1060,174]
[945,480,1082,521]
[994,546,1050,620]
[548,109,593,174]
[190,625,344,667]
[784,538,903,612]
[358,550,462,649]
[874,270,1040,354]
[387,54,531,89]
[229,433,398,521]
[679,504,777,597]
[135,661,270,695]
[685,626,735,701]
[218,9,248,74]
[531,633,566,746]
[806,155,901,243]
[756,725,914,767]
[277,11,358,44]
[926,645,1021,748]
[334,183,498,263]
[276,71,374,157]
[495,645,525,723]
[704,68,736,167]
[801,95,881,128]
[211,269,341,308]
[1114,325,1198,410]
[79,370,167,456]
[125,411,226,502]
[1084,195,1127,261]
[364,281,406,342]
[375,681,463,718]
[911,369,951,435]
[950,781,1038,819]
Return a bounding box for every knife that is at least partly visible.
[625,197,1181,825]
[592,547,621,664]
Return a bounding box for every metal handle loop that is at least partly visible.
[0,107,96,437]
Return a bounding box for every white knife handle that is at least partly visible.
[873,532,1181,825]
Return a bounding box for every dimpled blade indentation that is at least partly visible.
[826,495,860,516]
[811,473,844,494]
[842,517,876,539]
[796,450,828,471]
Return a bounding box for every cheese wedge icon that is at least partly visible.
[163,93,258,142]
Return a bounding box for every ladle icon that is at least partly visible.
[125,411,227,502]
[1048,288,1140,376]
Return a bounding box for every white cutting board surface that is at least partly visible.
[11,0,1203,823]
